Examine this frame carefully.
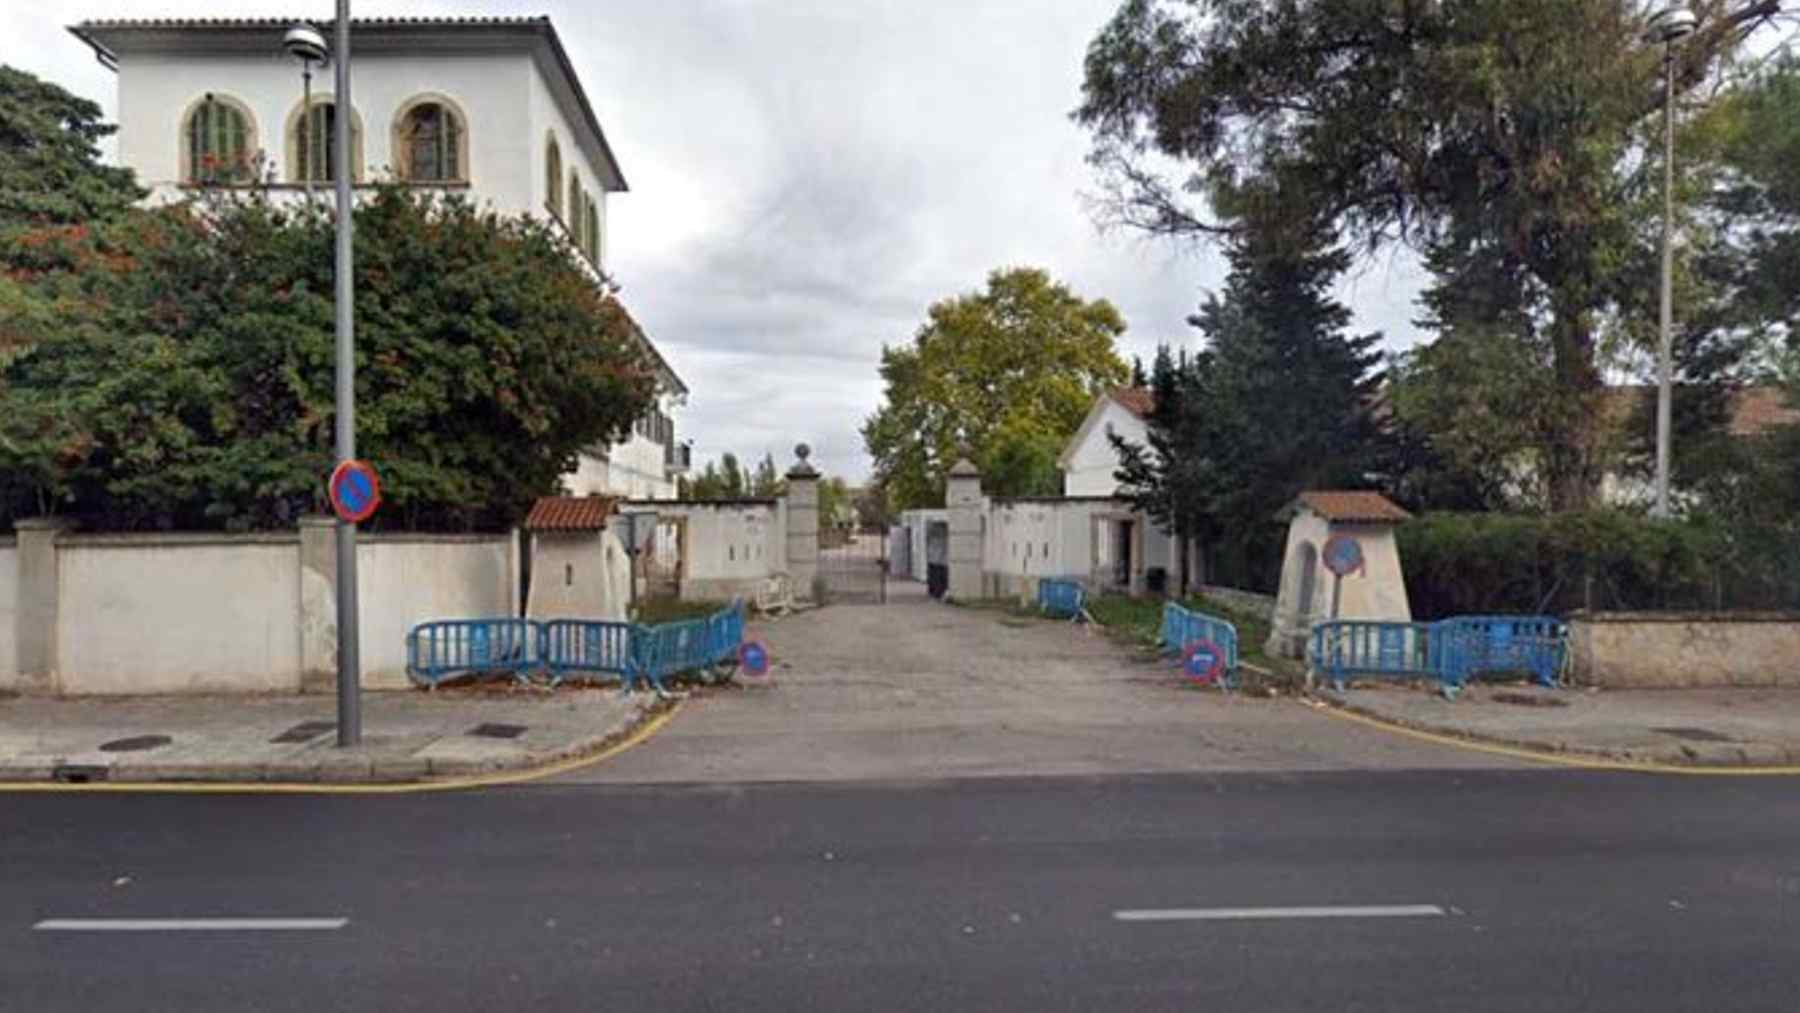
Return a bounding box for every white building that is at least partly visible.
[1058,387,1154,497]
[68,15,688,499]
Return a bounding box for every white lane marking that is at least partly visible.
[1114,905,1446,922]
[33,918,348,932]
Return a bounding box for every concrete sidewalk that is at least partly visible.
[1318,682,1800,766]
[0,687,656,784]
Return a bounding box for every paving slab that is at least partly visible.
[1318,682,1800,766]
[0,687,654,784]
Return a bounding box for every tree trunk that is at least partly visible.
[1547,305,1602,513]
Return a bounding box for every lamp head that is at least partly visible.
[1647,7,1697,44]
[282,23,329,64]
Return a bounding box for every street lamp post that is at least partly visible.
[282,24,327,197]
[1649,5,1696,519]
[330,2,362,746]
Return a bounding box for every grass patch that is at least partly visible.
[1085,592,1303,695]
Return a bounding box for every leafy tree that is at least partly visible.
[851,481,895,530]
[751,452,786,498]
[0,65,143,229]
[862,267,1129,509]
[1076,0,1785,510]
[984,425,1065,499]
[818,476,851,529]
[1,188,656,531]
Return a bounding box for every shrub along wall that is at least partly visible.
[1398,511,1800,620]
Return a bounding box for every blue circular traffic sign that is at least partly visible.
[1323,534,1365,578]
[329,460,381,524]
[740,640,771,678]
[1183,639,1224,685]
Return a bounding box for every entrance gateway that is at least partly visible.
[818,523,889,604]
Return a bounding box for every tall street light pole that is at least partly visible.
[1649,5,1696,519]
[332,2,362,746]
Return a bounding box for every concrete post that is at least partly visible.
[946,458,984,601]
[784,444,820,600]
[298,515,338,694]
[14,518,63,693]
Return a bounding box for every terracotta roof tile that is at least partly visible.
[525,496,618,532]
[1297,490,1412,525]
[1111,387,1154,419]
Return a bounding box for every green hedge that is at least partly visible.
[1398,511,1800,619]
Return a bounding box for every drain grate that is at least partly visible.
[468,723,528,740]
[52,765,111,783]
[99,734,172,753]
[1653,726,1735,743]
[270,721,337,744]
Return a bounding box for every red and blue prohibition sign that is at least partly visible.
[1183,639,1225,685]
[739,639,771,678]
[328,459,382,525]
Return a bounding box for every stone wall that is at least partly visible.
[1570,611,1800,688]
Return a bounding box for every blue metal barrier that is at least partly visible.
[623,600,749,694]
[1310,615,1568,695]
[1309,621,1439,691]
[405,618,540,689]
[1437,615,1565,689]
[409,601,750,694]
[1037,579,1088,620]
[1159,602,1240,685]
[540,620,634,687]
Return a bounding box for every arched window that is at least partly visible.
[183,93,256,184]
[567,171,582,244]
[286,98,363,183]
[585,198,600,264]
[545,133,563,220]
[394,96,468,182]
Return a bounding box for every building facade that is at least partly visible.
[69,15,688,499]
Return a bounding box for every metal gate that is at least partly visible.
[819,525,888,604]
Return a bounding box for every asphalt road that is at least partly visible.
[9,770,1800,1011]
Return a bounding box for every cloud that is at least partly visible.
[6,0,1429,484]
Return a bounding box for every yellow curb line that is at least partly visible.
[1307,697,1800,777]
[0,698,684,795]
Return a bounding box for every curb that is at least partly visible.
[0,697,683,793]
[1305,693,1800,775]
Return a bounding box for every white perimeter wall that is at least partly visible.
[356,537,516,690]
[0,540,17,685]
[57,537,302,695]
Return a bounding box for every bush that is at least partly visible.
[1398,511,1800,619]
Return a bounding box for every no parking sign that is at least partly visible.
[1183,639,1224,686]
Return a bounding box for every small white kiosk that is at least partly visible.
[1267,491,1413,659]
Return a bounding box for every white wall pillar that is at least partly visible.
[14,519,63,693]
[946,458,984,601]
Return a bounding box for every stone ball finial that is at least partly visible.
[795,443,812,462]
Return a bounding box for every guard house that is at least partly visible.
[524,496,630,623]
[1268,491,1413,658]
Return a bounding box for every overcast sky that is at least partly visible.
[7,1,1426,483]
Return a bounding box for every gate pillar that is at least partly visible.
[785,444,820,600]
[946,457,984,602]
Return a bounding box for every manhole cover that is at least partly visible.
[468,723,527,740]
[1653,726,1735,743]
[98,734,171,753]
[270,721,336,744]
